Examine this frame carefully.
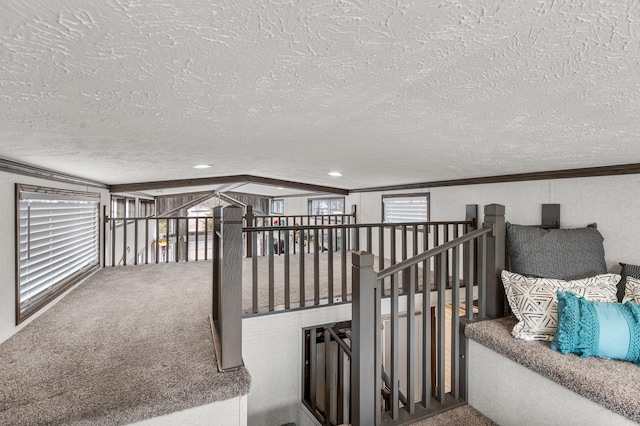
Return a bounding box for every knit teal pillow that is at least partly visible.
[551,291,640,364]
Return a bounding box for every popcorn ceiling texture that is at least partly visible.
[1,1,640,188]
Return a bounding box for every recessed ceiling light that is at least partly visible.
[277,187,284,190]
[328,171,342,177]
[193,164,212,169]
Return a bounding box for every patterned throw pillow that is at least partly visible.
[501,271,620,341]
[552,291,640,365]
[623,276,640,304]
[620,263,640,302]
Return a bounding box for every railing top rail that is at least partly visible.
[377,225,493,280]
[252,213,355,218]
[243,220,473,233]
[106,215,213,221]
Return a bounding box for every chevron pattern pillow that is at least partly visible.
[620,264,640,302]
[502,271,620,341]
[624,276,640,304]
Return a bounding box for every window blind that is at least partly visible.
[17,186,100,320]
[383,195,429,223]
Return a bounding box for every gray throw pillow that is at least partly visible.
[506,222,607,281]
[619,263,640,303]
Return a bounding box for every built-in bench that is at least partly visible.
[465,316,640,425]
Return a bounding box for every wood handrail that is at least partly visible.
[377,225,492,280]
[243,220,473,233]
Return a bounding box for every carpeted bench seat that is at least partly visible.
[465,316,640,424]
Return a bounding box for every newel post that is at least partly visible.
[465,204,479,231]
[245,205,254,257]
[351,251,380,426]
[211,205,244,371]
[483,204,506,318]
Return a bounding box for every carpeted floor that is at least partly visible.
[0,262,250,426]
[410,404,496,425]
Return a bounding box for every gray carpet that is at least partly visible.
[410,404,496,425]
[465,316,640,423]
[0,262,251,426]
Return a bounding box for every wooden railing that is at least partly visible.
[211,206,243,371]
[104,215,214,267]
[103,210,357,267]
[244,208,357,258]
[349,204,505,425]
[242,218,475,315]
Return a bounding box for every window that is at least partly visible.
[140,199,155,217]
[308,197,344,215]
[127,198,136,217]
[382,193,430,223]
[271,199,284,215]
[111,196,142,219]
[16,184,100,323]
[111,197,126,218]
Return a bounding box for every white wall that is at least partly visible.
[313,175,640,272]
[282,194,361,217]
[0,170,109,344]
[130,396,247,426]
[469,340,635,426]
[243,304,353,426]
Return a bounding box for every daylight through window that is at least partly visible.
[382,194,430,223]
[16,185,100,323]
[308,197,344,215]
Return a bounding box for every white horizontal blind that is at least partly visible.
[18,187,100,317]
[383,195,429,223]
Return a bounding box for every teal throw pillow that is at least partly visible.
[551,291,640,364]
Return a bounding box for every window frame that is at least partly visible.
[111,196,126,219]
[15,184,101,324]
[271,199,284,215]
[382,193,430,224]
[307,197,345,216]
[140,199,156,217]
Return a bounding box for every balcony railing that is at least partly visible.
[103,215,215,267]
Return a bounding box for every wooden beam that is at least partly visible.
[109,174,349,195]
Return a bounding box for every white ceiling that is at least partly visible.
[1,0,640,193]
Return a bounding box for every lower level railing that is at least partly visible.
[303,322,353,425]
[348,204,505,425]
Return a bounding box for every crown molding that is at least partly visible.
[351,163,640,193]
[0,157,107,188]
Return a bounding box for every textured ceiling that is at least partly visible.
[1,0,640,192]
